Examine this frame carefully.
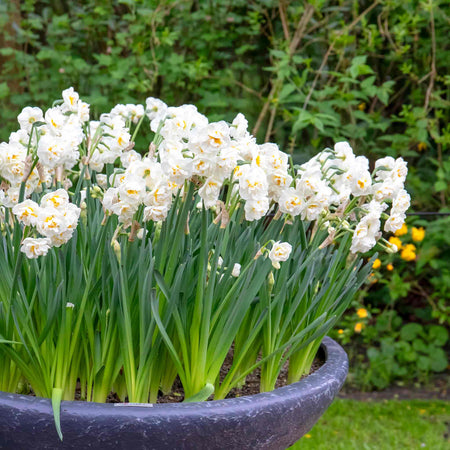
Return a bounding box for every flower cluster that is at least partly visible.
[12,189,81,258]
[0,88,410,264]
[0,87,89,207]
[296,145,410,254]
[87,107,135,172]
[104,99,410,258]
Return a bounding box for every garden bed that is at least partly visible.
[339,373,450,401]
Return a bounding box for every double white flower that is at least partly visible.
[269,241,293,269]
[2,91,411,261]
[20,238,52,259]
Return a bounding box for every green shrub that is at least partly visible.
[1,1,448,216]
[333,216,449,389]
[340,312,448,390]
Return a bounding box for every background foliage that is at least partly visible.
[1,0,448,390]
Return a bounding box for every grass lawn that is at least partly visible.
[289,399,449,449]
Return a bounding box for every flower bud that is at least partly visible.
[267,271,275,289]
[112,239,121,263]
[91,185,104,199]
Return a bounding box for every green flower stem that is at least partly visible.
[185,214,208,396]
[118,257,137,401]
[197,224,225,388]
[68,226,108,364]
[130,115,145,143]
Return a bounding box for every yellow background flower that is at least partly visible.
[411,227,425,242]
[357,308,368,318]
[417,142,427,151]
[395,223,408,236]
[389,236,403,250]
[401,244,416,261]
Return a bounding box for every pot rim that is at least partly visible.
[0,336,347,418]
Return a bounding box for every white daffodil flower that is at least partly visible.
[20,237,52,259]
[231,263,241,277]
[269,241,293,269]
[17,106,44,133]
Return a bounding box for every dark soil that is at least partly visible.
[22,350,325,404]
[157,350,324,404]
[21,349,449,403]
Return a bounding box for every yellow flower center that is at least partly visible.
[209,134,222,145]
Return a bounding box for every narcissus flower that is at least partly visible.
[268,241,292,269]
[350,214,381,254]
[411,227,425,242]
[2,90,412,265]
[20,237,52,259]
[17,106,44,133]
[12,200,40,226]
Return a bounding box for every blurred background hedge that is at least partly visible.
[0,0,449,390]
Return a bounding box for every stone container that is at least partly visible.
[0,336,348,449]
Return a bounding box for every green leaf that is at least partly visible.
[278,84,297,103]
[51,388,63,441]
[311,116,324,132]
[292,110,312,133]
[95,54,113,66]
[400,323,423,341]
[434,180,447,192]
[0,82,9,99]
[0,48,14,56]
[412,338,427,353]
[417,355,430,371]
[351,55,367,67]
[429,348,448,372]
[183,383,214,402]
[349,56,374,78]
[428,325,449,346]
[361,76,376,90]
[367,347,380,361]
[0,338,22,344]
[377,89,390,105]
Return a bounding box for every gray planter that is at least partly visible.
[0,336,347,449]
